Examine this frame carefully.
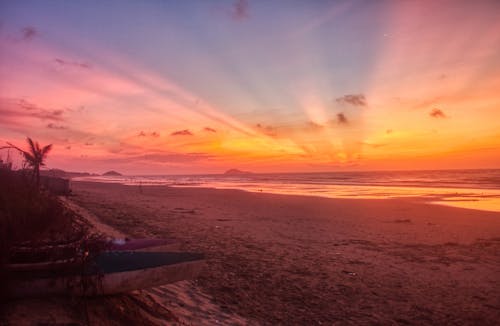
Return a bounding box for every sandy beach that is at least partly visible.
[55,181,499,325]
[3,180,498,325]
[3,1,500,324]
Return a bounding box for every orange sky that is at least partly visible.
[1,1,499,174]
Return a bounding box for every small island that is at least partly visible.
[224,169,253,175]
[102,170,123,176]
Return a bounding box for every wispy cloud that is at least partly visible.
[336,94,367,107]
[429,108,447,118]
[438,74,447,80]
[305,121,324,131]
[137,152,213,163]
[54,58,91,69]
[46,123,67,130]
[98,152,214,164]
[0,98,65,122]
[138,131,160,137]
[255,123,277,137]
[232,0,249,21]
[171,129,193,136]
[21,26,37,41]
[412,96,442,110]
[204,127,217,133]
[359,141,387,148]
[18,99,64,120]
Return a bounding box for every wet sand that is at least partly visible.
[64,181,500,325]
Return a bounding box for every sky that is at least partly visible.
[0,0,499,174]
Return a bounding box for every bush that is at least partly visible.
[0,169,89,295]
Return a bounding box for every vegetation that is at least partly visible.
[0,138,106,300]
[0,169,77,250]
[5,137,52,189]
[0,138,64,264]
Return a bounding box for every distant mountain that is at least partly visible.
[224,169,253,175]
[40,169,95,178]
[103,170,122,176]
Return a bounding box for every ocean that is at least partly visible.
[75,169,500,212]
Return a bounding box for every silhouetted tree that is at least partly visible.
[5,138,52,189]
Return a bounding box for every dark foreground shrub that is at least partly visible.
[0,169,90,300]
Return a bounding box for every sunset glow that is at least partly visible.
[1,0,499,174]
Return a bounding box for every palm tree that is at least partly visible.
[6,138,52,189]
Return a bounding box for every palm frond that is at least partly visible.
[6,138,53,184]
[27,138,37,156]
[41,144,53,156]
[6,142,25,154]
[23,152,36,165]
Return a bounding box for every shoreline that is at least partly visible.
[69,181,500,324]
[71,177,500,213]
